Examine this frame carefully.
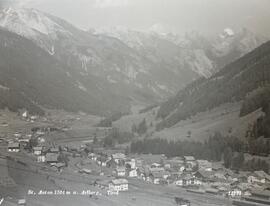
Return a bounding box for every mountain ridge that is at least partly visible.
[156,40,270,130]
[0,7,267,116]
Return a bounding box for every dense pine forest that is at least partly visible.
[130,133,270,172]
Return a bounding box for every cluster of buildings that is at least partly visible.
[4,127,270,202]
[6,128,68,172]
[89,151,270,201]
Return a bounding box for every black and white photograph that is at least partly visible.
[0,0,270,205]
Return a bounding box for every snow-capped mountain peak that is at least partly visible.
[220,28,235,39]
[214,28,267,58]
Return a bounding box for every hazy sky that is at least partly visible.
[3,0,270,36]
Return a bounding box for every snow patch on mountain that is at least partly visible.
[220,28,235,39]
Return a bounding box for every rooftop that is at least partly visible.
[46,153,58,162]
[33,146,43,151]
[112,153,126,159]
[8,142,20,148]
[116,167,126,172]
[183,156,195,161]
[254,170,270,180]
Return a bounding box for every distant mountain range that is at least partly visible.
[156,40,270,130]
[0,7,267,115]
[94,26,266,77]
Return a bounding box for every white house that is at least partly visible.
[18,199,26,205]
[8,142,20,152]
[175,179,184,186]
[183,156,197,170]
[129,169,138,177]
[109,179,128,192]
[22,111,28,118]
[175,173,201,187]
[88,153,97,161]
[197,160,212,171]
[115,167,126,177]
[33,146,43,155]
[112,153,126,165]
[37,155,46,163]
[251,170,270,183]
[247,173,266,184]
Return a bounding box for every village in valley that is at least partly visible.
[0,110,269,206]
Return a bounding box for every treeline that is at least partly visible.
[96,112,127,127]
[240,86,270,117]
[241,86,270,139]
[156,41,270,130]
[139,104,158,114]
[0,89,45,115]
[103,128,134,148]
[130,132,270,172]
[130,133,243,161]
[131,118,148,135]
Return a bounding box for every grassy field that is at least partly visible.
[114,102,263,142]
[113,106,159,133]
[152,103,263,142]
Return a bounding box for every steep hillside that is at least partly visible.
[0,29,129,115]
[156,40,270,130]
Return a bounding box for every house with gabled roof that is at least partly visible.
[112,153,126,165]
[183,156,197,170]
[150,171,168,185]
[115,167,126,177]
[197,160,212,171]
[33,146,43,155]
[109,179,128,191]
[46,153,58,165]
[194,169,213,183]
[254,170,270,183]
[129,169,138,177]
[8,142,20,152]
[248,171,268,184]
